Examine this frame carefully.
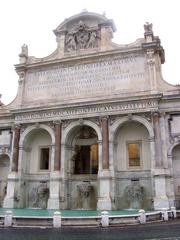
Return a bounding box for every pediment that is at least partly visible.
[54,11,116,34]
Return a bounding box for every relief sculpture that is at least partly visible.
[65,20,99,52]
[28,183,49,209]
[125,181,144,209]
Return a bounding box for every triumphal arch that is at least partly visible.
[1,11,180,211]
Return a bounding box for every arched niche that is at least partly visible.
[110,116,153,210]
[22,127,52,174]
[172,144,180,208]
[0,154,10,207]
[67,125,99,175]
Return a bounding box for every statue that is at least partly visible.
[20,44,28,57]
[65,33,76,52]
[144,22,153,33]
[0,94,3,106]
[19,44,28,63]
[86,31,97,48]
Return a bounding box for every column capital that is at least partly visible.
[53,120,62,125]
[151,111,160,118]
[100,115,109,121]
[11,124,21,131]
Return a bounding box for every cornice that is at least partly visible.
[14,44,144,71]
[10,93,162,114]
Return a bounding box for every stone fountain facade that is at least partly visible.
[0,11,180,211]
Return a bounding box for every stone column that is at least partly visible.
[102,117,109,169]
[48,121,62,210]
[11,125,20,172]
[3,125,21,208]
[97,117,112,210]
[152,113,169,209]
[54,121,62,171]
[159,112,168,169]
[153,112,162,168]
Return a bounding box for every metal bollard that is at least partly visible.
[161,208,168,221]
[4,210,13,227]
[170,206,176,219]
[101,211,109,227]
[53,211,61,228]
[138,209,146,224]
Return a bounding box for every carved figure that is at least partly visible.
[20,44,28,56]
[144,22,153,33]
[76,31,89,49]
[28,183,49,208]
[65,33,76,51]
[37,184,49,209]
[65,20,99,52]
[86,31,97,48]
[76,20,87,31]
[125,181,144,209]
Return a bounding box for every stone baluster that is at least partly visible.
[102,117,109,169]
[54,121,62,171]
[153,112,162,167]
[11,125,20,172]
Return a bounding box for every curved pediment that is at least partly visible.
[54,11,116,34]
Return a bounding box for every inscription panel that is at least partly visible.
[24,55,148,103]
[15,100,158,123]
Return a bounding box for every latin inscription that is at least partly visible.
[15,100,158,122]
[24,55,147,102]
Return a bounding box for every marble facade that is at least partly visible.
[0,11,180,211]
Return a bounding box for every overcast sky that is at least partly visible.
[0,0,180,104]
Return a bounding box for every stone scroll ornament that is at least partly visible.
[65,20,99,52]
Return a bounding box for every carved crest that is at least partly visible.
[65,20,99,52]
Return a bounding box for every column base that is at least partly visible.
[153,196,170,210]
[97,198,112,210]
[97,170,112,210]
[48,171,61,210]
[3,172,18,208]
[3,198,15,208]
[47,198,60,210]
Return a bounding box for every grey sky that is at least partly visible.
[0,0,179,104]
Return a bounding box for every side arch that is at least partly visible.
[109,115,154,141]
[19,124,55,146]
[168,140,180,156]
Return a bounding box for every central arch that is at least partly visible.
[62,120,101,209]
